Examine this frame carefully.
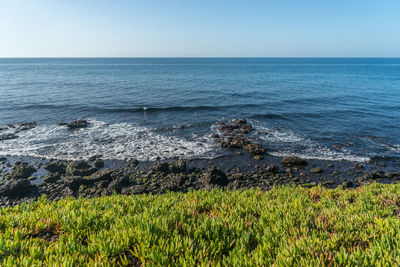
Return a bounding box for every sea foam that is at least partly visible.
[0,120,219,161]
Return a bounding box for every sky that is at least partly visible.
[0,0,399,57]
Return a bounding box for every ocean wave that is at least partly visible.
[254,124,369,162]
[0,120,220,160]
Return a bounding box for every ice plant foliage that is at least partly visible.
[1,183,400,265]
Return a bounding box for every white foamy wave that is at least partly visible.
[0,120,220,160]
[254,124,369,162]
[385,144,400,153]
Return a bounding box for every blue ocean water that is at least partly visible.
[0,58,399,162]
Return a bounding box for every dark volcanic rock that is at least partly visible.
[199,167,228,186]
[219,119,253,135]
[84,169,113,182]
[44,173,61,183]
[66,161,97,176]
[151,160,187,175]
[93,159,105,169]
[0,180,37,198]
[0,133,18,141]
[0,157,6,163]
[281,156,308,168]
[152,162,170,173]
[15,122,37,132]
[215,119,266,158]
[64,176,85,190]
[169,160,187,173]
[11,162,37,179]
[266,165,279,174]
[310,167,323,174]
[66,120,89,129]
[44,161,66,174]
[342,180,354,189]
[219,137,266,156]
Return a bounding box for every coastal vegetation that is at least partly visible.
[2,183,400,266]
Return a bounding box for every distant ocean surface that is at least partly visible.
[1,58,400,162]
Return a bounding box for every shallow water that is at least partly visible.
[1,58,400,162]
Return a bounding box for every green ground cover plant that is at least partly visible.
[1,183,400,266]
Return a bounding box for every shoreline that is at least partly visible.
[1,152,399,207]
[1,119,400,206]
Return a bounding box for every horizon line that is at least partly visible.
[0,56,399,59]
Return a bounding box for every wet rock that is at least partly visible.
[151,162,170,173]
[0,157,6,163]
[342,180,353,189]
[0,180,37,198]
[281,156,307,168]
[384,172,393,179]
[66,120,89,129]
[253,155,264,160]
[66,161,97,176]
[151,160,187,175]
[266,165,279,174]
[211,133,220,139]
[88,155,102,162]
[219,119,253,135]
[108,175,130,192]
[199,167,228,186]
[11,162,37,179]
[219,136,266,156]
[127,159,140,166]
[44,173,61,183]
[64,176,85,190]
[84,170,113,182]
[354,163,364,169]
[93,159,105,169]
[15,122,36,132]
[322,180,334,186]
[0,133,17,141]
[310,167,323,174]
[44,161,66,174]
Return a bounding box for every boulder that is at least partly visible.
[342,180,353,189]
[0,180,37,198]
[93,159,105,169]
[84,169,113,182]
[10,162,37,179]
[310,167,323,174]
[281,156,307,167]
[151,160,187,174]
[15,122,36,132]
[0,133,17,141]
[66,120,89,129]
[64,176,85,190]
[44,161,66,174]
[108,175,130,192]
[266,165,279,174]
[199,167,228,186]
[43,173,61,183]
[66,161,97,176]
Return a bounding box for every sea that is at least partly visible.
[0,58,399,163]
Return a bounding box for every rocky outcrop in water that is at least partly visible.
[65,120,90,129]
[213,119,266,159]
[0,133,17,141]
[66,161,98,176]
[10,162,37,179]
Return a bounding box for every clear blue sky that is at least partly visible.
[1,0,399,57]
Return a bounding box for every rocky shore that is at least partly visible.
[1,119,399,206]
